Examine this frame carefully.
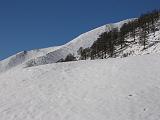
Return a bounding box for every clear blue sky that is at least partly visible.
[0,0,160,60]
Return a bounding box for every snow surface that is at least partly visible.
[0,54,160,120]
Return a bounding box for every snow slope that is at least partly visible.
[117,27,160,58]
[0,54,160,120]
[25,19,135,67]
[0,19,134,73]
[0,46,61,73]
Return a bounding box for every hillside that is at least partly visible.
[0,54,160,120]
[0,19,134,73]
[0,18,160,73]
[0,46,61,73]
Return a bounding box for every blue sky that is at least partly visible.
[0,0,160,60]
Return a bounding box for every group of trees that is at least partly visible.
[138,9,160,48]
[77,9,160,60]
[77,47,91,60]
[57,9,160,63]
[57,53,76,63]
[91,28,119,59]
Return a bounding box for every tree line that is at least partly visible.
[77,9,160,60]
[57,9,160,62]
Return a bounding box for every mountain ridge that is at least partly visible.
[0,15,160,73]
[0,18,135,73]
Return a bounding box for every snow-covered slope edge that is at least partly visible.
[1,54,160,120]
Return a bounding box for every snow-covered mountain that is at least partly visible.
[0,18,160,73]
[1,54,160,120]
[0,46,61,73]
[0,19,134,73]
